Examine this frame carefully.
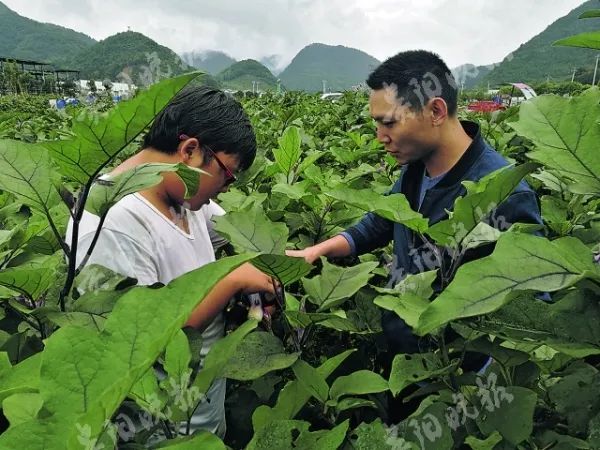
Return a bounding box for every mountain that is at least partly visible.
[181,50,236,75]
[216,59,278,91]
[482,0,600,86]
[0,1,95,65]
[64,31,192,86]
[279,43,380,92]
[452,63,496,90]
[259,54,285,75]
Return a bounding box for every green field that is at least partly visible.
[0,66,598,450]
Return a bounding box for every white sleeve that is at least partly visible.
[76,229,159,286]
[202,200,226,221]
[202,200,229,251]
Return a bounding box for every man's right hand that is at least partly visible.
[286,235,352,264]
[286,247,320,264]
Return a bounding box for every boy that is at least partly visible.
[69,85,275,437]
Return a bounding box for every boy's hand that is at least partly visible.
[228,263,278,295]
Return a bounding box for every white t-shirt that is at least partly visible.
[67,193,228,437]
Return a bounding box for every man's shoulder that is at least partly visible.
[474,144,511,173]
[471,144,535,195]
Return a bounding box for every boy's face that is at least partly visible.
[166,140,241,210]
[186,151,240,210]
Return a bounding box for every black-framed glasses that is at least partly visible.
[179,134,237,186]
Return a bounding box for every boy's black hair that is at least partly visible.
[367,50,458,116]
[143,85,256,170]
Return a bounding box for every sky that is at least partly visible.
[3,0,589,70]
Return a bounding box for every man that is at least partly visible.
[288,51,541,360]
[68,85,275,438]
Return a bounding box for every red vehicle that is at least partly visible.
[467,83,537,113]
[467,100,506,112]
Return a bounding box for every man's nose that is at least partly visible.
[376,126,390,144]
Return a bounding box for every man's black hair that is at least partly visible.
[367,50,458,116]
[143,85,256,170]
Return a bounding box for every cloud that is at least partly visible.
[3,0,588,68]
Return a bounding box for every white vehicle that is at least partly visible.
[320,92,344,101]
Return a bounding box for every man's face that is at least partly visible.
[369,87,436,165]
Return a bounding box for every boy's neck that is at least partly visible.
[110,149,190,233]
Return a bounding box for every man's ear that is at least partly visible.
[428,98,449,126]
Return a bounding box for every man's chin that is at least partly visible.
[389,154,407,165]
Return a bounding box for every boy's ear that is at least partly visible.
[177,137,205,165]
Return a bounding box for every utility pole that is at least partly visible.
[322,79,327,94]
[571,67,577,83]
[593,54,600,87]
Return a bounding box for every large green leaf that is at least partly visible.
[2,393,43,426]
[554,32,600,50]
[273,126,302,182]
[388,353,457,396]
[247,420,310,450]
[0,140,63,216]
[252,349,355,430]
[213,204,289,254]
[427,163,538,247]
[43,73,199,184]
[325,188,428,232]
[163,328,192,382]
[535,431,590,450]
[285,310,370,334]
[292,359,329,404]
[303,259,378,311]
[510,88,600,194]
[153,432,226,449]
[465,337,529,368]
[221,331,299,381]
[476,290,600,358]
[192,319,258,394]
[416,234,600,335]
[464,432,503,450]
[128,366,167,413]
[0,252,64,300]
[374,271,437,328]
[272,181,312,200]
[476,386,537,445]
[547,361,600,435]
[0,419,64,450]
[399,401,453,450]
[86,163,204,216]
[251,254,313,285]
[351,419,413,450]
[0,352,40,404]
[294,419,349,450]
[248,418,348,450]
[328,370,388,402]
[0,254,255,448]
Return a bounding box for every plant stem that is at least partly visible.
[439,333,458,391]
[313,202,332,245]
[75,211,109,276]
[161,420,174,440]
